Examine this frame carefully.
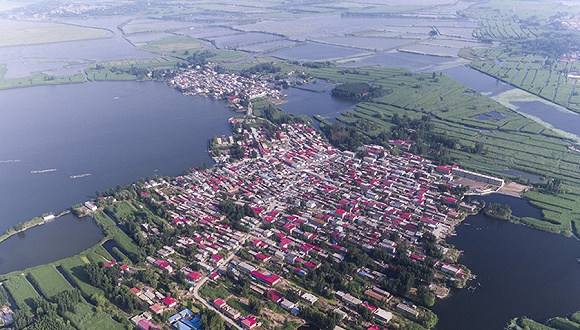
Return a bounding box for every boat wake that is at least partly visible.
[69,173,91,179]
[30,168,57,174]
[0,160,21,164]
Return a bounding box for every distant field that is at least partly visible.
[469,48,580,114]
[136,35,208,54]
[0,19,110,47]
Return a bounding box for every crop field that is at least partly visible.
[28,265,74,298]
[121,18,195,34]
[470,48,580,114]
[3,275,40,310]
[0,19,110,47]
[137,35,208,54]
[467,0,575,19]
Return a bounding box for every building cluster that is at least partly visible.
[120,122,485,329]
[169,68,285,103]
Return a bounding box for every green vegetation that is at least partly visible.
[331,81,389,101]
[62,301,124,330]
[506,310,580,330]
[484,203,512,219]
[27,265,75,298]
[0,64,86,90]
[3,275,40,310]
[59,256,104,297]
[469,47,580,114]
[93,211,142,262]
[136,35,208,54]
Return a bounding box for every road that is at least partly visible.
[192,240,247,330]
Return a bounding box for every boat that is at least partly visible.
[30,168,57,174]
[69,173,91,179]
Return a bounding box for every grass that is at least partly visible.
[0,71,86,90]
[105,201,136,221]
[58,256,104,298]
[3,275,40,310]
[63,301,125,330]
[0,19,110,47]
[138,35,208,54]
[198,282,231,302]
[227,298,252,315]
[28,265,74,298]
[93,211,141,262]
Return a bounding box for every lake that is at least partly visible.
[433,194,580,330]
[0,81,233,273]
[279,79,356,128]
[0,213,103,274]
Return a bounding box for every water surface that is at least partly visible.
[434,194,580,330]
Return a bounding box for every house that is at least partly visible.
[213,298,226,309]
[267,289,283,303]
[441,263,462,276]
[237,261,256,273]
[300,292,318,305]
[396,303,419,318]
[84,201,98,212]
[163,297,177,308]
[280,299,296,311]
[251,270,281,286]
[240,316,258,329]
[335,291,362,307]
[187,271,202,281]
[149,303,164,315]
[373,308,393,324]
[137,319,159,330]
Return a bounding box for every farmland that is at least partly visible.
[0,19,110,47]
[469,48,580,115]
[27,264,75,298]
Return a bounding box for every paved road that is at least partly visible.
[192,242,246,330]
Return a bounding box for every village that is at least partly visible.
[168,67,286,111]
[83,118,507,330]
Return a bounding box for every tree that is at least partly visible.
[249,297,263,314]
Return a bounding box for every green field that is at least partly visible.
[0,63,86,90]
[0,19,110,47]
[28,265,74,298]
[3,275,40,310]
[468,45,580,115]
[137,35,208,54]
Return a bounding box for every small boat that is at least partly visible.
[31,168,57,174]
[69,173,91,179]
